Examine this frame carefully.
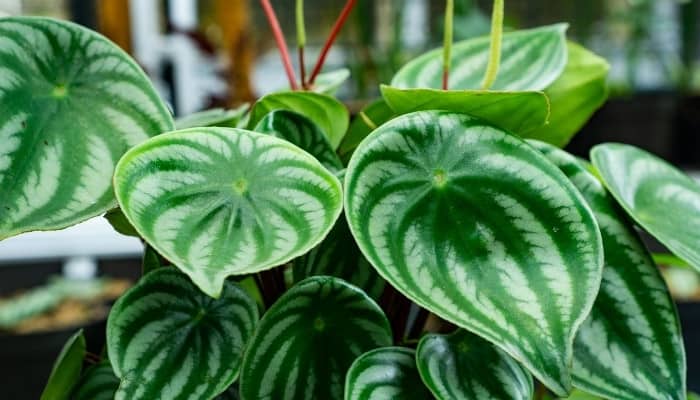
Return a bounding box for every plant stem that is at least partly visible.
[308,0,357,86]
[260,0,298,90]
[442,0,454,90]
[481,0,504,90]
[296,0,307,88]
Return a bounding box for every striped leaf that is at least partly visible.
[41,329,86,400]
[175,105,250,129]
[113,127,343,297]
[344,110,604,396]
[391,24,568,91]
[106,268,259,400]
[416,329,533,400]
[531,140,686,400]
[253,109,343,172]
[345,347,431,400]
[247,91,349,149]
[0,17,173,240]
[380,86,549,135]
[292,215,385,300]
[239,276,393,400]
[525,43,609,147]
[591,143,700,273]
[72,361,120,400]
[339,98,395,161]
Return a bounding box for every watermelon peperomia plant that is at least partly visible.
[0,0,695,399]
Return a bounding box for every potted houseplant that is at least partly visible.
[0,0,697,398]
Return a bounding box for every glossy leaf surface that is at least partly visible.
[416,329,533,400]
[0,17,173,240]
[239,276,392,400]
[248,91,348,149]
[72,361,120,400]
[175,105,250,129]
[526,43,609,147]
[114,127,343,297]
[592,143,700,273]
[253,109,343,172]
[380,86,549,135]
[41,329,86,400]
[345,111,603,395]
[292,215,385,300]
[310,68,350,95]
[107,268,258,400]
[532,140,686,400]
[345,347,430,400]
[391,24,567,91]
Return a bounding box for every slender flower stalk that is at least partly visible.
[442,0,454,90]
[296,0,307,88]
[260,0,299,90]
[308,0,357,86]
[481,0,504,90]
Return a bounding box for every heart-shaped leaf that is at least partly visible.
[380,86,549,135]
[175,105,250,129]
[339,98,395,161]
[41,329,86,400]
[114,127,343,297]
[0,17,173,240]
[292,215,385,300]
[532,140,686,400]
[253,109,343,172]
[416,329,533,400]
[239,276,392,400]
[345,347,431,400]
[525,43,608,147]
[72,361,120,400]
[391,24,568,91]
[247,91,349,149]
[591,143,700,273]
[107,268,259,400]
[345,110,603,395]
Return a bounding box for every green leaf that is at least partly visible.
[345,347,430,400]
[380,86,550,135]
[247,91,349,149]
[142,244,168,275]
[0,17,173,240]
[71,361,120,400]
[114,127,343,297]
[345,111,603,396]
[310,68,350,95]
[525,43,609,147]
[416,329,533,400]
[338,98,395,161]
[239,276,392,400]
[292,215,385,300]
[41,329,86,400]
[591,143,700,273]
[253,109,343,172]
[104,208,139,237]
[106,268,258,400]
[175,105,250,129]
[531,140,686,400]
[391,24,568,91]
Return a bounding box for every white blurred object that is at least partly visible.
[63,256,98,281]
[0,217,142,264]
[0,0,21,16]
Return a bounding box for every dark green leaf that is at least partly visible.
[339,98,395,161]
[239,276,392,400]
[71,361,119,400]
[104,208,139,237]
[106,268,259,400]
[345,111,603,396]
[345,347,431,400]
[416,330,533,400]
